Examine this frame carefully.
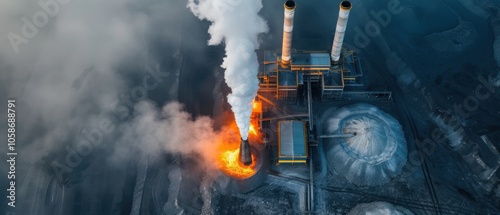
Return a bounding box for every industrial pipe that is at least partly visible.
[318,134,355,139]
[330,1,352,64]
[239,138,252,166]
[281,1,296,66]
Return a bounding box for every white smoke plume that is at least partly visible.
[118,101,218,159]
[187,0,268,140]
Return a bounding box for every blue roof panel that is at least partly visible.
[278,71,297,87]
[291,52,330,68]
[279,121,307,157]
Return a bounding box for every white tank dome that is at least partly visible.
[324,103,408,186]
[348,202,414,215]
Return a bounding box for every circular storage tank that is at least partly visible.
[348,201,414,215]
[324,103,408,186]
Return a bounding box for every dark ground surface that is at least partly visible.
[3,0,500,214]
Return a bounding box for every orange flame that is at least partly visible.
[249,100,264,143]
[217,147,257,178]
[213,99,264,179]
[249,124,258,135]
[252,100,262,113]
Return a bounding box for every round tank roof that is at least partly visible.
[323,103,408,186]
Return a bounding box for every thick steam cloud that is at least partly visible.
[117,101,235,170]
[187,0,268,140]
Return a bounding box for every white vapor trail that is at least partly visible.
[187,0,268,140]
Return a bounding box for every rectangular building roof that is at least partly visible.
[277,70,297,88]
[323,70,344,89]
[291,52,331,70]
[278,120,308,163]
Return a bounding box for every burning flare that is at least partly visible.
[249,124,258,135]
[213,112,261,178]
[248,99,263,141]
[217,147,257,179]
[212,100,263,178]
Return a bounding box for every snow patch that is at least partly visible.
[423,21,478,53]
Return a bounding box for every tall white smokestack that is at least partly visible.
[331,1,352,64]
[281,1,296,66]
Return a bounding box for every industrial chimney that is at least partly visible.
[330,1,352,64]
[239,138,252,166]
[281,0,296,66]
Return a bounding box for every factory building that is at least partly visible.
[247,2,409,213]
[258,0,363,101]
[257,0,364,167]
[259,50,363,100]
[215,0,498,214]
